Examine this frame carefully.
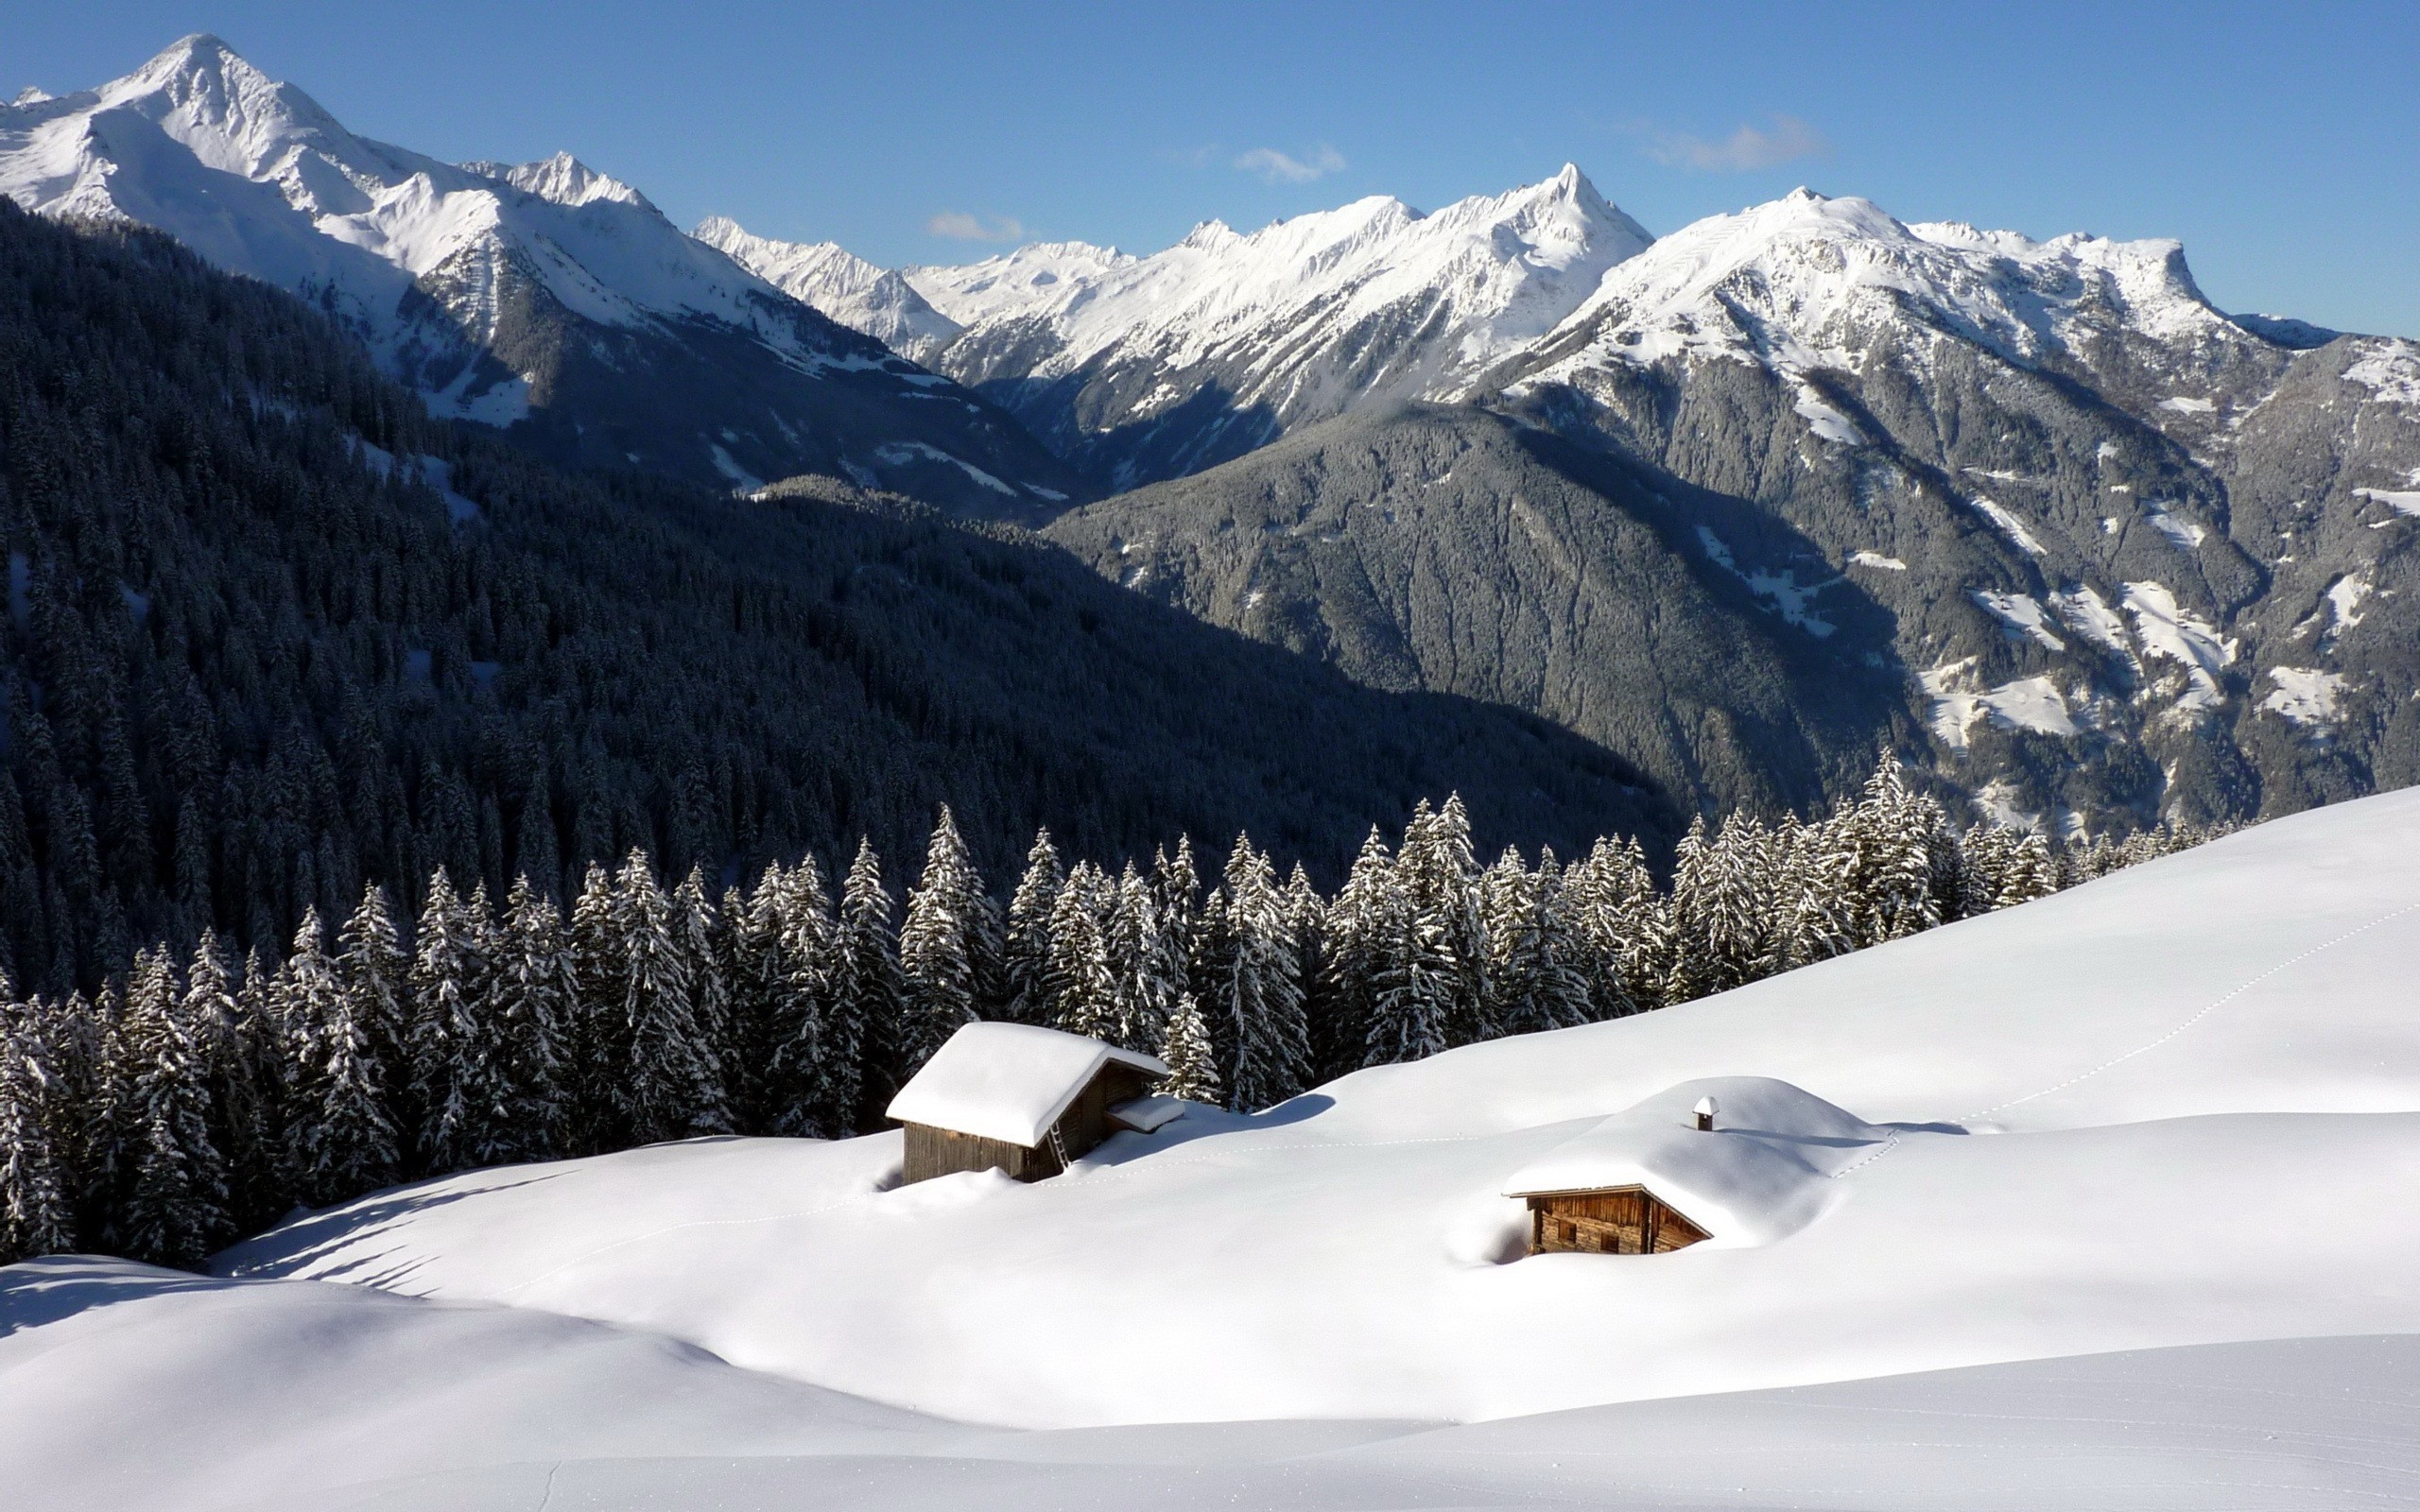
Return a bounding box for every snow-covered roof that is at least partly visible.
[1502,1077,1888,1246]
[886,1022,1168,1147]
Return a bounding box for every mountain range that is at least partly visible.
[10,35,2419,839]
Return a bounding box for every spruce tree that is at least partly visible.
[334,885,408,1119]
[409,870,511,1176]
[1002,830,1063,1024]
[1042,862,1117,1041]
[1322,828,1400,1077]
[491,875,571,1161]
[614,850,729,1144]
[1207,835,1308,1111]
[564,862,623,1152]
[118,946,233,1266]
[1398,797,1489,1045]
[284,906,400,1207]
[833,836,902,1129]
[1156,992,1220,1108]
[0,1007,73,1263]
[182,931,273,1228]
[897,806,999,1073]
[673,868,737,1120]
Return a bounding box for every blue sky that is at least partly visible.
[11,1,2416,335]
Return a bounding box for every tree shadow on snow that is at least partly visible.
[210,1171,563,1286]
[0,1253,235,1336]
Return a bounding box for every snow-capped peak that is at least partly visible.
[920,163,1652,385]
[1523,184,2240,384]
[464,151,652,212]
[695,215,962,362]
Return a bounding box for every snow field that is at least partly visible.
[216,789,2420,1427]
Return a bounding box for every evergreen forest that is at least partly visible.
[0,768,2218,1267]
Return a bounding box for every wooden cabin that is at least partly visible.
[886,1022,1177,1185]
[1516,1184,1711,1256]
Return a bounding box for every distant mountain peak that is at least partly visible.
[464,151,652,212]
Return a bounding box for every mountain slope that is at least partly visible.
[695,215,963,364]
[991,178,2420,831]
[214,786,2420,1429]
[0,36,1083,516]
[1045,404,1907,817]
[1491,188,2420,829]
[911,165,1651,488]
[0,198,1672,990]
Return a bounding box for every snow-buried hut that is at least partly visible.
[1503,1076,1888,1256]
[887,1022,1178,1185]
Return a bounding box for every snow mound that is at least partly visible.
[887,1022,1167,1146]
[1502,1076,1885,1246]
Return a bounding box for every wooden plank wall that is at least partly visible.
[1526,1186,1711,1255]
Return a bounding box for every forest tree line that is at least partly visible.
[0,763,2222,1268]
[0,198,1665,1002]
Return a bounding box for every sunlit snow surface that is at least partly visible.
[12,790,2420,1506]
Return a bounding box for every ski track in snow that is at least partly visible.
[1965,897,2420,1123]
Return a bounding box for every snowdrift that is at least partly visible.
[210,787,2420,1428]
[1501,1076,1887,1246]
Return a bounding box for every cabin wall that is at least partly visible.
[904,1124,1052,1184]
[1526,1186,1711,1256]
[899,1062,1163,1185]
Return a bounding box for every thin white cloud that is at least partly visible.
[1234,144,1347,185]
[1646,115,1828,173]
[925,210,1026,242]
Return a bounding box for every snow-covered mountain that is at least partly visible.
[15,790,2420,1506]
[1025,179,2420,834]
[0,36,1083,514]
[904,164,1652,486]
[694,215,963,364]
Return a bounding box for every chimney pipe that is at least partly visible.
[1694,1095,1718,1132]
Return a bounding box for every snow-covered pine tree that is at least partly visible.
[0,1005,73,1263]
[718,861,786,1131]
[1994,828,2060,908]
[118,946,233,1266]
[1844,759,1943,947]
[283,906,400,1207]
[1002,830,1064,1024]
[1661,816,1718,1005]
[1152,836,1201,945]
[1365,903,1453,1068]
[563,862,624,1152]
[1774,812,1856,971]
[334,884,409,1119]
[491,875,571,1161]
[1483,847,1595,1037]
[897,806,1000,1072]
[1042,861,1117,1041]
[1687,816,1776,997]
[1105,863,1173,1055]
[1280,861,1328,1048]
[1210,835,1308,1111]
[1155,989,1220,1107]
[1960,823,2016,919]
[410,869,513,1176]
[1398,797,1490,1045]
[833,836,903,1128]
[182,930,273,1228]
[761,858,849,1138]
[614,850,729,1144]
[672,867,738,1121]
[1322,828,1400,1078]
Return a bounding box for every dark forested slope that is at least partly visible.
[0,203,1672,992]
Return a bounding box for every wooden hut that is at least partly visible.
[886,1022,1178,1185]
[1511,1184,1711,1256]
[1502,1078,1887,1258]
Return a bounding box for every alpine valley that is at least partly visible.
[10,35,2420,841]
